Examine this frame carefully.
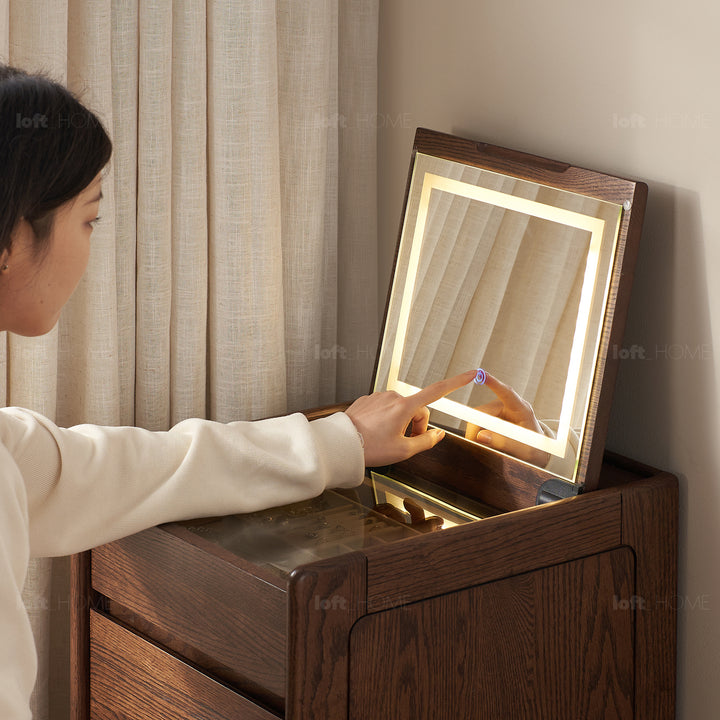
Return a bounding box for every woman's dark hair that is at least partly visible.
[0,65,112,257]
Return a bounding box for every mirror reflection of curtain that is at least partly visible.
[402,180,604,430]
[0,1,378,717]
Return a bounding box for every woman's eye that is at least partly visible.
[87,216,101,229]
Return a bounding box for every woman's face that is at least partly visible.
[0,175,102,336]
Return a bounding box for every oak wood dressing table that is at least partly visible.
[70,130,677,719]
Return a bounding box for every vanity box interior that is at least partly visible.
[72,129,677,720]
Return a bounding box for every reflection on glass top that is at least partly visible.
[181,472,494,578]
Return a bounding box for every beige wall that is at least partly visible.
[378,1,720,716]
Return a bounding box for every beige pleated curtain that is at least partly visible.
[0,1,379,717]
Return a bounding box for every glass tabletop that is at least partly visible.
[181,472,492,577]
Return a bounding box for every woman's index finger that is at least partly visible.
[408,369,477,408]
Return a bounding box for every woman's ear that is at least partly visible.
[4,218,34,266]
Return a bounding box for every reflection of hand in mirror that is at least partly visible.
[374,498,444,533]
[465,371,551,467]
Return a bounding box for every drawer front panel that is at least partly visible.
[350,548,635,720]
[90,611,280,720]
[364,491,622,607]
[92,527,286,704]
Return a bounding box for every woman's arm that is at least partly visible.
[0,408,364,558]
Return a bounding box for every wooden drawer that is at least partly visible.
[92,525,287,710]
[90,610,280,720]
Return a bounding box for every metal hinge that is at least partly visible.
[536,478,584,505]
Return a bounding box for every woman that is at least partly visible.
[0,65,475,718]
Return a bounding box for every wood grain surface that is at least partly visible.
[363,489,621,607]
[286,552,366,720]
[350,548,635,720]
[621,474,678,718]
[92,526,287,709]
[90,611,279,720]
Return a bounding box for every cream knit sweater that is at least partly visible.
[0,406,364,719]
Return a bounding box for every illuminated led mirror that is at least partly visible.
[375,131,646,486]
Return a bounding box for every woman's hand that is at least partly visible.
[345,369,477,467]
[464,371,551,467]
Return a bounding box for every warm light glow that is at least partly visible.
[385,169,614,460]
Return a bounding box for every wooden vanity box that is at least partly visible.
[71,130,677,720]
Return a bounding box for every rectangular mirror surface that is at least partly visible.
[374,131,644,489]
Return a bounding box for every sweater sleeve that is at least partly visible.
[0,407,365,558]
